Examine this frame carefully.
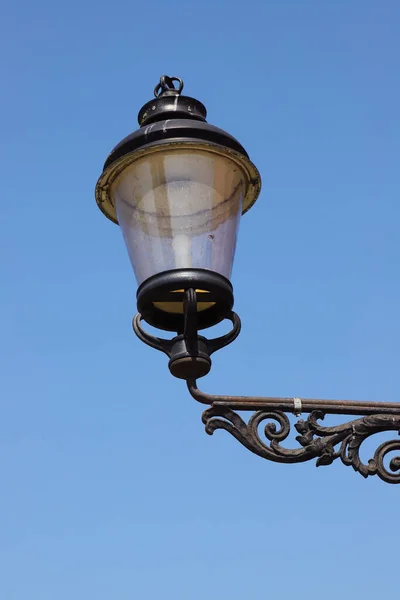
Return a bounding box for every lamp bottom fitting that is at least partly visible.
[167,335,212,379]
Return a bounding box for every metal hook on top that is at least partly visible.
[154,75,184,98]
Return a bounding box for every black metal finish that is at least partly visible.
[139,75,207,126]
[133,289,241,379]
[154,76,184,98]
[102,120,249,172]
[187,381,400,484]
[102,74,249,172]
[138,98,208,126]
[136,269,234,332]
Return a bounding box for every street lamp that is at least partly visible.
[96,75,400,484]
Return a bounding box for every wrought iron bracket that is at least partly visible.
[187,380,400,484]
[133,288,400,483]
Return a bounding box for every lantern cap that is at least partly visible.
[138,75,207,126]
[102,119,250,171]
[102,75,251,172]
[96,75,262,224]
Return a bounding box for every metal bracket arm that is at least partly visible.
[187,380,400,484]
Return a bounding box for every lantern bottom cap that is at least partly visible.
[136,269,234,332]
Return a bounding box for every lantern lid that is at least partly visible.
[138,75,208,126]
[102,119,251,171]
[96,76,261,224]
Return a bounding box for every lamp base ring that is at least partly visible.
[136,269,234,332]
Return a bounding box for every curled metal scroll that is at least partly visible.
[202,406,400,483]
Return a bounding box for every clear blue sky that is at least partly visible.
[1,0,399,598]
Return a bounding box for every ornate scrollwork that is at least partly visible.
[202,406,400,483]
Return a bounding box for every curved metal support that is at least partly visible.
[132,313,174,356]
[187,381,400,483]
[205,311,241,355]
[132,291,241,379]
